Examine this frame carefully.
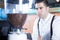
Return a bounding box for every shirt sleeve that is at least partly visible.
[31,18,39,40]
[52,16,60,40]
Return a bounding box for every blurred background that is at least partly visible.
[0,0,60,40]
[0,0,60,20]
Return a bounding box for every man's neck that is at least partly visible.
[42,13,49,20]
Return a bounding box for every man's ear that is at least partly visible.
[47,7,50,11]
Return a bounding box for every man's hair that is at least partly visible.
[35,0,49,6]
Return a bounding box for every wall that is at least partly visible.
[51,12,60,16]
[23,14,38,33]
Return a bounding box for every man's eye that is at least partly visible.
[39,7,43,9]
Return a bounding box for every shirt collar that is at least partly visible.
[41,13,52,23]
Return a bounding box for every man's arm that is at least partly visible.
[32,18,39,40]
[52,16,60,40]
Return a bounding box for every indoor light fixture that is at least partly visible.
[56,0,60,2]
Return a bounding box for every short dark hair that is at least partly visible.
[35,0,49,6]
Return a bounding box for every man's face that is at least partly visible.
[35,2,49,18]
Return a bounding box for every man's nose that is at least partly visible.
[37,8,41,13]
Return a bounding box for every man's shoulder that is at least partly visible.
[53,15,60,24]
[35,17,39,21]
[34,17,39,23]
[54,16,60,20]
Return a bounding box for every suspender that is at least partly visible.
[37,18,40,36]
[37,15,55,39]
[50,15,55,38]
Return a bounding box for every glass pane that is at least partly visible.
[5,0,37,14]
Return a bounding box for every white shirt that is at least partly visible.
[32,13,60,40]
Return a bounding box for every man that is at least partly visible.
[32,0,60,40]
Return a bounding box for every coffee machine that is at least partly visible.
[7,14,32,40]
